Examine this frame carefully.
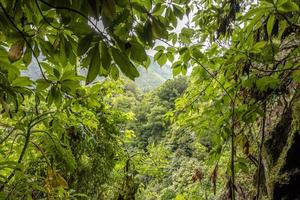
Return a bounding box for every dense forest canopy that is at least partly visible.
[0,0,300,199]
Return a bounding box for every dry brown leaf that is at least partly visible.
[8,39,25,62]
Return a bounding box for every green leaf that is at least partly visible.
[278,0,299,12]
[61,79,80,92]
[181,28,193,38]
[129,42,147,64]
[99,65,109,76]
[23,46,32,66]
[278,19,288,39]
[145,56,151,69]
[53,88,62,107]
[181,63,187,75]
[277,0,288,6]
[110,64,119,80]
[141,20,153,45]
[267,14,275,38]
[157,53,167,66]
[251,41,267,53]
[47,86,54,106]
[53,68,60,79]
[111,48,139,80]
[172,61,182,76]
[41,62,53,74]
[60,70,77,81]
[151,18,167,39]
[131,2,148,13]
[59,35,67,67]
[154,46,165,51]
[68,21,93,35]
[152,3,162,14]
[154,50,167,66]
[33,41,40,57]
[256,76,279,91]
[77,33,94,56]
[86,44,101,84]
[100,42,111,71]
[191,48,204,59]
[0,161,21,170]
[167,52,174,62]
[36,79,51,91]
[179,47,188,55]
[173,5,184,20]
[11,77,32,87]
[47,86,62,107]
[154,50,163,60]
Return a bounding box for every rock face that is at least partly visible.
[264,97,300,200]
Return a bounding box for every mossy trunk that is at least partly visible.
[264,97,300,200]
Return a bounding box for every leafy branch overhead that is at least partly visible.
[0,0,189,109]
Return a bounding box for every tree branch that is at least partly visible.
[38,0,112,44]
[34,0,62,31]
[0,3,50,82]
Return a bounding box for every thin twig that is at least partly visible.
[191,57,233,101]
[174,79,213,116]
[256,101,267,200]
[31,141,52,167]
[231,92,237,200]
[0,127,17,145]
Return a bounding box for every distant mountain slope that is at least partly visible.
[23,57,172,91]
[135,60,172,91]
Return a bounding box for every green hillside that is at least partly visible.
[135,59,172,91]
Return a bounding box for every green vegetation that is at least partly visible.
[0,0,300,199]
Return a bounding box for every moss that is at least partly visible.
[262,107,292,197]
[265,98,300,199]
[292,99,300,129]
[264,106,292,167]
[267,132,294,197]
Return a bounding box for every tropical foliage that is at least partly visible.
[0,0,300,199]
